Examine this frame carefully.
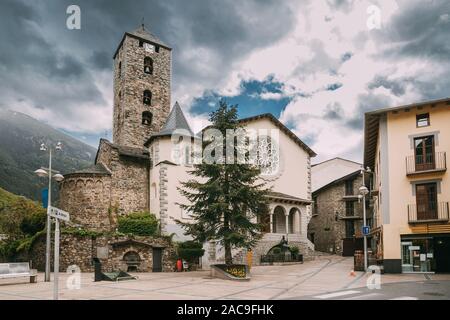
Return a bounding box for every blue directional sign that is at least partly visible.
[362,226,370,236]
[42,189,48,209]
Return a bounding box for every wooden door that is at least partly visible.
[152,248,163,272]
[416,183,438,220]
[342,238,355,256]
[414,136,435,171]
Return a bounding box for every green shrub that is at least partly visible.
[289,246,300,255]
[0,240,20,261]
[20,211,46,236]
[118,212,158,236]
[62,227,102,238]
[177,241,205,264]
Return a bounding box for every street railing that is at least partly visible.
[260,253,303,264]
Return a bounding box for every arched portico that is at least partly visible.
[263,191,312,236]
[265,204,303,235]
[272,206,286,234]
[288,207,301,234]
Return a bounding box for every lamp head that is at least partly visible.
[359,185,369,196]
[34,168,48,177]
[40,143,47,151]
[53,174,64,182]
[56,142,63,151]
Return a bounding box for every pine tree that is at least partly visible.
[176,100,270,265]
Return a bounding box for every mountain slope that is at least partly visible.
[0,186,45,238]
[0,109,97,201]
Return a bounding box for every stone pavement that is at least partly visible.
[1,255,449,300]
[297,280,450,300]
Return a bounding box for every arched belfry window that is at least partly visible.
[144,57,153,74]
[142,111,153,126]
[143,90,152,105]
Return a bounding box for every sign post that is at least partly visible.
[48,206,70,300]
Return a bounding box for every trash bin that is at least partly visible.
[354,250,364,271]
[93,258,102,282]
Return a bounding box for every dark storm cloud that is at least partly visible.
[326,0,354,11]
[0,0,299,133]
[338,0,450,134]
[89,51,112,70]
[323,102,344,120]
[0,0,106,123]
[378,0,450,61]
[346,93,393,130]
[368,76,407,97]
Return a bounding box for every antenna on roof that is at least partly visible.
[141,17,145,30]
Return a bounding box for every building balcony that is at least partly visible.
[406,152,447,176]
[339,215,362,220]
[407,202,449,224]
[342,195,360,201]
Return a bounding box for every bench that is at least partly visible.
[0,262,38,283]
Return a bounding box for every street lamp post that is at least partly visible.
[35,142,63,282]
[359,167,371,272]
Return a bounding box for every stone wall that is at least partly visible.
[61,139,151,232]
[59,175,112,231]
[108,152,150,217]
[250,239,315,265]
[29,234,175,273]
[308,175,364,255]
[113,33,171,149]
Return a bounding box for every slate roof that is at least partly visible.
[64,163,111,177]
[267,191,312,205]
[114,24,171,58]
[128,25,170,48]
[145,102,197,145]
[237,113,316,157]
[116,144,150,160]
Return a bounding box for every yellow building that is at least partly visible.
[364,97,450,273]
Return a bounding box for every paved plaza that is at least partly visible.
[1,255,449,300]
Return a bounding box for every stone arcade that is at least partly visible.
[56,24,316,272]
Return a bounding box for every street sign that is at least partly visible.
[362,226,370,236]
[48,206,70,222]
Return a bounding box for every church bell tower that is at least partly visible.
[112,24,171,148]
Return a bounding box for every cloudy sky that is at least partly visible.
[0,0,449,162]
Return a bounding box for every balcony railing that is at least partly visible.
[407,202,449,223]
[406,152,446,175]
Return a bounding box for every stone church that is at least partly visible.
[59,25,316,271]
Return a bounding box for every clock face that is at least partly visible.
[144,43,155,53]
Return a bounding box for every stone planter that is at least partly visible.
[210,264,251,281]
